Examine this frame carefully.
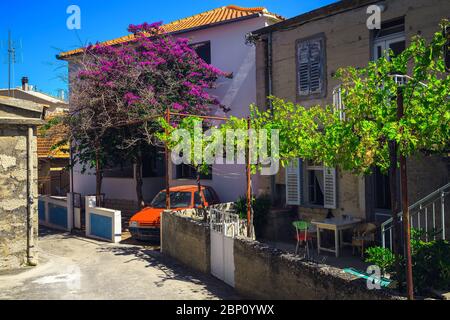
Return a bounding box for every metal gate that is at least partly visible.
[210,208,246,287]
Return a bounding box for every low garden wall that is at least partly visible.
[38,195,72,231]
[234,239,398,300]
[85,196,122,243]
[161,213,401,300]
[161,212,211,274]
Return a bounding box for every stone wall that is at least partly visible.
[0,125,38,270]
[161,212,211,274]
[234,238,399,300]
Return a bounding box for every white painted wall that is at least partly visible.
[72,163,164,203]
[71,15,273,203]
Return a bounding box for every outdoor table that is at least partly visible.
[311,217,362,258]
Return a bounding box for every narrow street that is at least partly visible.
[0,228,239,300]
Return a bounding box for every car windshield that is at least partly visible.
[150,191,192,209]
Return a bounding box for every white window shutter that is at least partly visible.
[286,159,302,205]
[323,166,337,209]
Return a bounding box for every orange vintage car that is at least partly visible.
[129,185,220,241]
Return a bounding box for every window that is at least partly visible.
[203,187,220,205]
[285,159,336,209]
[203,188,213,204]
[150,191,192,209]
[175,164,212,180]
[142,147,165,178]
[103,160,134,178]
[306,162,325,206]
[194,192,204,207]
[191,41,211,64]
[373,18,405,60]
[296,35,326,97]
[374,167,391,210]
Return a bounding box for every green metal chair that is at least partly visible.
[292,221,314,258]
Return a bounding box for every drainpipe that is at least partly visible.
[70,138,75,229]
[267,32,273,109]
[267,32,277,204]
[27,126,37,266]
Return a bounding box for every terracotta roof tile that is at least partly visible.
[59,5,283,58]
[37,114,70,159]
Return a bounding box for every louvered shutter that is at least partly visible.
[297,42,310,96]
[286,159,303,205]
[297,37,324,96]
[323,167,337,209]
[309,38,323,94]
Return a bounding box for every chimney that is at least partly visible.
[21,77,29,91]
[57,89,66,101]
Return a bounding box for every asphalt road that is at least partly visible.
[0,228,239,300]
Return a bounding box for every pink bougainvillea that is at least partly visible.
[72,21,227,125]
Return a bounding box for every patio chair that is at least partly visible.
[293,221,315,258]
[351,223,377,258]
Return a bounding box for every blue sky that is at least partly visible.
[0,0,338,97]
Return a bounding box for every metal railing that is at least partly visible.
[332,85,346,121]
[381,182,450,249]
[210,208,247,238]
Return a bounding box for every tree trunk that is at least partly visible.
[388,140,402,292]
[95,150,103,207]
[135,151,145,209]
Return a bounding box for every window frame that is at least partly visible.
[190,40,211,64]
[372,17,405,61]
[373,32,406,60]
[305,161,325,207]
[175,164,213,180]
[295,33,327,101]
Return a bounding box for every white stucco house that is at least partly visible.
[58,5,283,213]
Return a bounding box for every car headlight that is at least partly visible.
[130,221,139,228]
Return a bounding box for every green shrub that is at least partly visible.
[234,196,248,221]
[235,195,271,230]
[365,246,398,275]
[365,229,450,294]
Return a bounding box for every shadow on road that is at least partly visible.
[38,226,238,299]
[97,244,239,299]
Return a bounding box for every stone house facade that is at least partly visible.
[0,97,44,270]
[251,0,450,224]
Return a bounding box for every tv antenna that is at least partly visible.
[1,31,23,97]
